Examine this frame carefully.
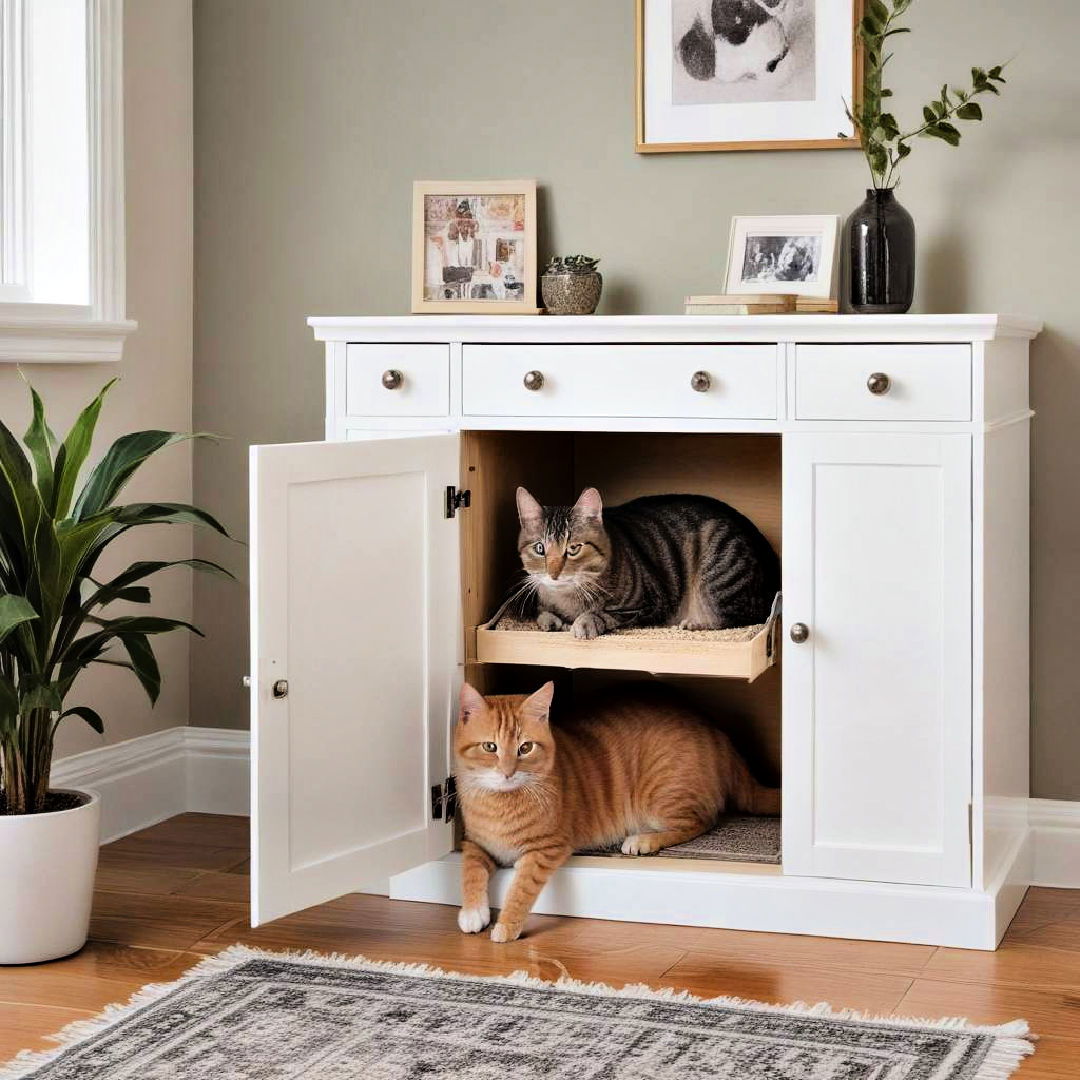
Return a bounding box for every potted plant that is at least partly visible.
[0,379,231,964]
[845,0,1008,313]
[541,255,603,315]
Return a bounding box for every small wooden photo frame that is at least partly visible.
[411,180,538,314]
[724,214,840,300]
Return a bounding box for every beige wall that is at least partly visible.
[192,0,1080,799]
[0,0,194,758]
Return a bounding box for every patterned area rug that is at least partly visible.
[579,815,782,863]
[0,947,1033,1079]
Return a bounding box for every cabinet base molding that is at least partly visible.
[390,841,1032,951]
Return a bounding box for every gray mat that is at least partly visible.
[579,814,782,864]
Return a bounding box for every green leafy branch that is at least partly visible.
[847,0,1008,190]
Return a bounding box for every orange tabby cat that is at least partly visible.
[455,681,779,942]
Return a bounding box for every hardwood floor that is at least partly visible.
[1,813,1077,1076]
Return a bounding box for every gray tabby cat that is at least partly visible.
[515,487,780,640]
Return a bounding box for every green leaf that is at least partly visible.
[22,383,56,511]
[59,705,105,734]
[111,502,230,535]
[880,88,893,97]
[0,676,17,728]
[897,140,912,158]
[860,14,882,38]
[0,412,41,554]
[924,121,961,147]
[884,26,910,37]
[73,431,200,520]
[52,379,117,519]
[972,67,987,85]
[868,0,889,24]
[957,102,983,121]
[118,633,161,705]
[892,0,911,13]
[0,594,38,644]
[20,682,62,714]
[107,586,152,605]
[87,614,204,637]
[83,558,234,612]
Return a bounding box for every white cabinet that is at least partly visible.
[252,314,1039,949]
[782,433,972,888]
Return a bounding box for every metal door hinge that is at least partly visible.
[431,775,458,822]
[445,486,471,518]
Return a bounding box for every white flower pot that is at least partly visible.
[0,789,101,964]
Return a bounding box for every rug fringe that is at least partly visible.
[0,943,1035,1078]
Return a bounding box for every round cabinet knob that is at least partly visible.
[523,370,545,392]
[381,369,404,390]
[690,371,711,393]
[866,372,891,396]
[272,679,289,699]
[789,622,810,644]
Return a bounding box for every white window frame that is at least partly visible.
[0,0,30,301]
[0,0,135,363]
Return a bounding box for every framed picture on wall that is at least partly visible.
[724,214,840,298]
[636,0,863,153]
[411,181,539,314]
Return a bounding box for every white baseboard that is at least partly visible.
[51,730,1080,891]
[51,726,249,844]
[1029,798,1080,888]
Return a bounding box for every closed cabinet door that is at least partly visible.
[783,434,972,888]
[249,433,460,925]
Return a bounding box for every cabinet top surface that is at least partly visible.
[309,313,1041,345]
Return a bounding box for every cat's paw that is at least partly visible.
[678,619,715,631]
[571,613,604,640]
[621,833,661,856]
[537,612,566,632]
[458,905,491,934]
[490,921,522,943]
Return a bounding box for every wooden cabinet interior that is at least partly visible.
[456,428,784,803]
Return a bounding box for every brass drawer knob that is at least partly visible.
[867,372,891,396]
[523,370,545,392]
[690,371,711,393]
[381,369,404,390]
[789,622,810,644]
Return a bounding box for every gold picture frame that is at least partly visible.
[411,180,539,314]
[636,0,864,154]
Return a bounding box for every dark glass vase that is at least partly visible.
[846,188,915,314]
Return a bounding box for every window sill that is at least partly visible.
[0,311,137,363]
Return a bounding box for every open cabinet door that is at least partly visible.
[250,434,460,925]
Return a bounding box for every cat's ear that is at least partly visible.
[459,682,486,724]
[573,487,603,522]
[516,486,544,529]
[521,681,555,724]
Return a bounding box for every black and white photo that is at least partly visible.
[724,215,840,298]
[637,0,860,152]
[672,0,816,106]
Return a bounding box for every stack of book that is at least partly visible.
[684,294,839,315]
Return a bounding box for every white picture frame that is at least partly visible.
[724,214,840,299]
[637,0,863,153]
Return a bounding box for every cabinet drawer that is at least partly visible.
[462,345,777,419]
[794,345,971,421]
[345,344,450,416]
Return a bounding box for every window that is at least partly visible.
[0,0,133,362]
